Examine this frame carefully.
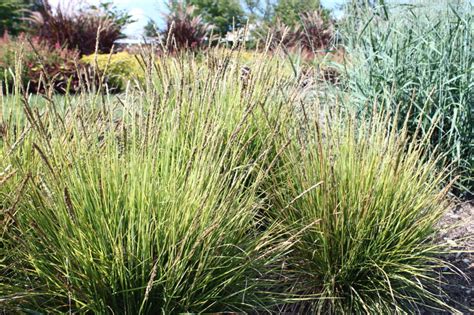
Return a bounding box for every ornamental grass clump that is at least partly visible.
[268,106,456,313]
[342,0,473,195]
[0,43,463,313]
[0,48,294,313]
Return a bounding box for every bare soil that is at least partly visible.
[433,201,473,314]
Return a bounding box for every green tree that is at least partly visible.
[144,20,159,37]
[273,0,322,26]
[243,0,273,23]
[169,0,246,35]
[0,0,65,36]
[0,0,28,35]
[88,1,135,37]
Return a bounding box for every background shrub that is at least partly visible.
[182,0,246,36]
[81,52,145,91]
[162,3,212,51]
[297,10,334,52]
[262,10,334,54]
[26,0,132,56]
[0,33,81,93]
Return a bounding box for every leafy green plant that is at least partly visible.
[81,51,145,91]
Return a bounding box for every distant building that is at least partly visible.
[223,25,257,44]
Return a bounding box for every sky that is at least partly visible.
[47,0,347,37]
